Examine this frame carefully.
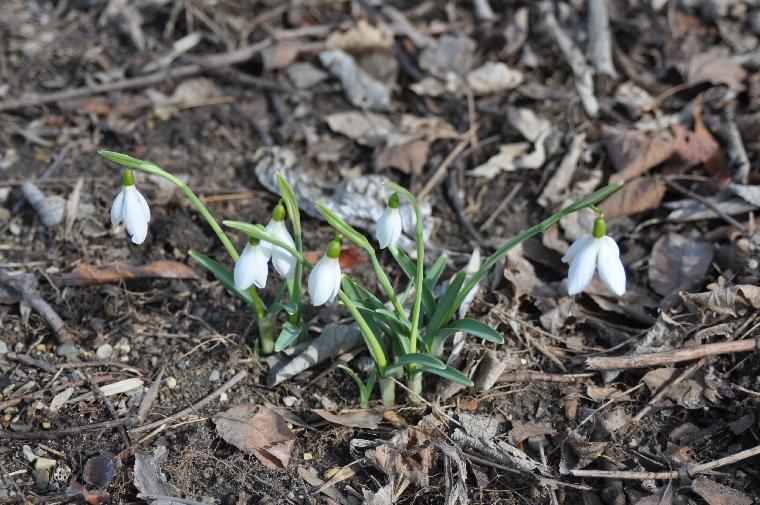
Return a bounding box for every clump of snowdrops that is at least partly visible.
[101,150,625,406]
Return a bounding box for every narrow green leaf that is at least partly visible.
[426,271,466,343]
[437,319,504,344]
[224,221,304,262]
[315,203,371,251]
[340,293,388,372]
[388,245,436,317]
[98,150,151,169]
[268,302,298,316]
[337,364,365,391]
[274,322,303,352]
[425,254,448,289]
[384,353,446,375]
[188,251,254,308]
[275,172,301,235]
[420,364,474,387]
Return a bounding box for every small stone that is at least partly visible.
[23,445,37,462]
[166,377,178,389]
[56,344,78,357]
[41,421,52,429]
[283,396,297,407]
[0,340,7,355]
[303,452,313,461]
[219,392,228,403]
[35,457,56,471]
[32,469,49,493]
[10,421,32,432]
[96,344,113,360]
[323,467,340,480]
[208,369,220,382]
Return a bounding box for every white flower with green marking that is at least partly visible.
[234,239,269,290]
[562,216,626,297]
[262,203,296,278]
[308,239,342,306]
[375,193,402,249]
[111,169,150,245]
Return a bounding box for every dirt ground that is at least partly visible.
[1,0,760,504]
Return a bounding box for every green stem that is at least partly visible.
[368,250,406,317]
[379,376,396,407]
[276,173,303,329]
[99,151,267,318]
[258,316,275,354]
[337,289,388,375]
[407,371,422,406]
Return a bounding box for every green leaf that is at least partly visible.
[426,271,466,343]
[425,254,448,289]
[384,353,446,375]
[99,150,152,169]
[274,322,303,352]
[388,245,436,317]
[437,319,503,344]
[337,364,365,391]
[275,172,301,235]
[315,203,371,251]
[419,364,474,387]
[188,250,254,308]
[340,293,388,372]
[224,221,303,261]
[268,302,298,316]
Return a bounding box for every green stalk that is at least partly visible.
[379,376,396,407]
[337,289,388,375]
[275,173,303,330]
[368,250,406,317]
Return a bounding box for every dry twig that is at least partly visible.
[586,339,757,370]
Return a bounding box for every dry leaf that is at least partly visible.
[681,284,760,319]
[326,20,394,51]
[507,421,555,445]
[312,407,385,429]
[672,123,719,169]
[364,417,439,486]
[324,111,395,147]
[466,62,523,95]
[599,176,666,219]
[687,51,747,91]
[262,40,301,70]
[729,183,760,207]
[648,233,713,296]
[399,115,458,141]
[691,476,752,505]
[503,244,541,299]
[49,387,75,413]
[642,368,705,409]
[469,143,530,178]
[51,261,198,287]
[303,245,366,269]
[374,139,430,175]
[604,126,674,183]
[213,404,296,470]
[419,34,476,80]
[319,50,391,111]
[133,453,183,505]
[561,431,607,471]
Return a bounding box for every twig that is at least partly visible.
[586,0,617,78]
[0,417,138,440]
[129,370,246,433]
[497,371,594,383]
[138,495,209,505]
[137,368,164,422]
[0,272,72,342]
[586,339,757,370]
[633,359,705,422]
[446,166,491,250]
[666,181,753,240]
[479,182,523,231]
[0,374,119,410]
[563,443,760,479]
[0,40,271,111]
[12,354,57,373]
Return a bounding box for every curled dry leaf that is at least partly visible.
[133,452,183,505]
[213,404,296,470]
[687,51,747,92]
[466,62,523,95]
[648,233,713,296]
[642,368,705,409]
[51,261,198,287]
[374,139,430,175]
[312,407,385,430]
[326,20,394,51]
[507,421,556,446]
[681,284,760,319]
[468,143,530,179]
[325,111,395,147]
[561,431,608,471]
[599,176,666,219]
[320,50,391,111]
[691,476,752,505]
[364,416,440,486]
[604,126,674,183]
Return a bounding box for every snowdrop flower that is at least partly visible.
[562,216,626,297]
[375,193,402,249]
[111,169,150,245]
[262,203,296,278]
[308,239,342,306]
[234,238,269,290]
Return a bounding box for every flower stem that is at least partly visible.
[337,289,388,375]
[407,371,422,405]
[379,376,395,407]
[258,315,275,354]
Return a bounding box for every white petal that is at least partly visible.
[234,243,269,290]
[596,236,626,297]
[561,235,594,264]
[308,256,340,306]
[566,239,600,295]
[375,208,403,249]
[269,221,296,278]
[135,188,151,222]
[260,220,276,260]
[123,186,148,245]
[110,188,125,227]
[328,260,342,303]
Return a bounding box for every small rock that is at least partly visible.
[56,344,78,357]
[41,420,51,429]
[0,340,7,355]
[10,420,32,432]
[35,457,56,471]
[303,452,313,461]
[283,396,297,407]
[166,377,178,389]
[208,369,220,382]
[324,467,340,479]
[96,343,113,360]
[22,445,37,462]
[32,469,49,493]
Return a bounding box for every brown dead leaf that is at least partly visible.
[561,431,607,471]
[213,404,296,470]
[303,245,366,269]
[599,176,666,219]
[364,417,439,486]
[312,407,384,429]
[586,385,630,402]
[466,62,523,95]
[693,107,728,184]
[672,123,719,169]
[262,40,301,70]
[383,410,408,429]
[51,261,198,287]
[642,368,705,409]
[507,421,555,445]
[648,233,713,296]
[681,284,760,319]
[458,397,479,412]
[604,126,674,183]
[326,20,394,51]
[503,244,541,299]
[691,476,752,505]
[374,139,430,175]
[687,51,747,92]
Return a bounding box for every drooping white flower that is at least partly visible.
[234,240,269,290]
[266,218,296,278]
[308,239,342,306]
[111,170,150,245]
[375,193,402,249]
[561,216,626,297]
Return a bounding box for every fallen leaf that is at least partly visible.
[687,51,747,91]
[364,417,439,486]
[642,368,705,409]
[507,421,555,445]
[326,20,394,51]
[599,176,666,219]
[681,284,760,319]
[287,62,328,89]
[399,115,458,141]
[214,404,295,470]
[419,34,476,80]
[133,452,183,505]
[362,483,393,505]
[468,143,530,178]
[51,261,198,287]
[83,453,121,489]
[262,40,301,70]
[729,183,760,207]
[604,126,674,183]
[466,62,523,95]
[49,387,75,413]
[503,244,541,299]
[303,245,366,269]
[312,407,385,429]
[691,476,752,505]
[320,50,391,111]
[672,123,719,169]
[325,111,396,147]
[692,107,728,183]
[561,431,607,470]
[374,139,430,175]
[505,106,552,143]
[648,233,713,296]
[68,378,145,404]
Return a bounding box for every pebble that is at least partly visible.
[32,469,49,493]
[0,340,7,355]
[166,377,178,389]
[22,445,37,462]
[56,344,78,357]
[303,453,313,461]
[208,369,220,382]
[96,343,113,360]
[324,467,340,480]
[35,457,56,471]
[283,396,297,407]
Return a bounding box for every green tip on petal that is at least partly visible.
[272,203,286,222]
[122,169,135,187]
[388,192,400,209]
[327,239,342,259]
[592,216,606,239]
[248,236,260,246]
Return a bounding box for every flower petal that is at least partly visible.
[269,221,296,278]
[234,243,269,290]
[375,208,402,249]
[566,239,599,295]
[596,236,626,297]
[135,188,151,222]
[328,260,342,303]
[308,256,340,306]
[561,235,594,264]
[123,186,148,245]
[110,188,124,227]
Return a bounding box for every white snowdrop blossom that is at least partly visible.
[375,193,402,249]
[308,239,342,306]
[111,170,150,245]
[561,216,626,297]
[234,239,269,290]
[264,204,296,278]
